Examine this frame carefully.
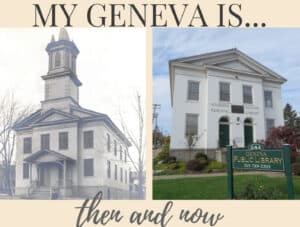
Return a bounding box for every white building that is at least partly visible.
[169,49,286,161]
[13,29,132,199]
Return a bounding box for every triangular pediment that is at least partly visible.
[214,59,260,74]
[24,150,74,163]
[173,49,286,83]
[32,108,79,125]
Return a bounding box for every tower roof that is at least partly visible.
[58,28,70,41]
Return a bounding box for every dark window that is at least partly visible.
[243,85,253,104]
[23,163,29,179]
[59,132,68,150]
[41,134,50,150]
[120,146,123,161]
[54,52,61,67]
[187,81,199,101]
[185,114,198,136]
[107,134,111,152]
[125,170,127,184]
[266,119,275,137]
[125,149,127,163]
[264,90,273,108]
[220,82,230,102]
[114,164,118,180]
[84,159,94,177]
[114,140,117,156]
[84,131,94,149]
[107,160,111,179]
[120,168,123,182]
[231,105,244,114]
[23,137,32,153]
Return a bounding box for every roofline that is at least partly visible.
[169,48,287,82]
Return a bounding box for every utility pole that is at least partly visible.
[152,104,161,148]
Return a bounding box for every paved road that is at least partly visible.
[153,171,284,180]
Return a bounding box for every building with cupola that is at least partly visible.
[169,49,286,161]
[13,28,132,199]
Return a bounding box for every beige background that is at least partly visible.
[1,0,300,226]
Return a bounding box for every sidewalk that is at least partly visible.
[153,171,284,180]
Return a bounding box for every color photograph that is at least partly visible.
[153,28,300,199]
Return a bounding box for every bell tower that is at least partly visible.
[41,28,82,112]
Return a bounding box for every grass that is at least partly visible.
[153,175,300,200]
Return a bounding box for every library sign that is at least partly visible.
[226,143,294,199]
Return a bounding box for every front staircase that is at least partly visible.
[28,186,56,200]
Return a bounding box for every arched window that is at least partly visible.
[54,52,61,67]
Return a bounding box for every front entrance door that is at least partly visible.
[244,118,253,147]
[244,125,253,147]
[38,163,59,187]
[219,124,229,148]
[39,165,50,186]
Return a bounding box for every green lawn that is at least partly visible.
[153,175,300,200]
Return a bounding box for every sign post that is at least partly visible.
[226,145,233,199]
[226,143,294,199]
[283,144,294,199]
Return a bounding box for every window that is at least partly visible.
[243,85,253,104]
[185,114,198,136]
[59,132,68,150]
[23,163,29,179]
[84,159,94,177]
[125,149,127,163]
[120,168,123,182]
[114,140,117,156]
[83,131,94,149]
[187,81,199,101]
[107,134,111,152]
[107,161,111,179]
[219,82,230,102]
[23,137,32,153]
[114,164,118,180]
[125,170,127,184]
[264,90,273,108]
[266,119,275,137]
[54,52,61,67]
[41,134,50,150]
[120,146,123,161]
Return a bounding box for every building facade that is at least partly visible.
[13,29,132,199]
[169,49,286,161]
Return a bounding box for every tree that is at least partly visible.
[283,103,300,136]
[119,92,145,199]
[284,103,298,127]
[265,126,299,162]
[0,92,34,195]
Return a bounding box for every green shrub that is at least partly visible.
[167,156,177,164]
[186,159,205,171]
[166,163,179,170]
[295,155,300,164]
[195,152,208,160]
[292,163,300,176]
[156,146,169,163]
[208,161,225,169]
[236,182,284,199]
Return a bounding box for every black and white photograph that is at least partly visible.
[0,28,146,200]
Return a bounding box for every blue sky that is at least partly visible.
[153,28,300,135]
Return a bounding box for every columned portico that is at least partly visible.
[24,150,74,197]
